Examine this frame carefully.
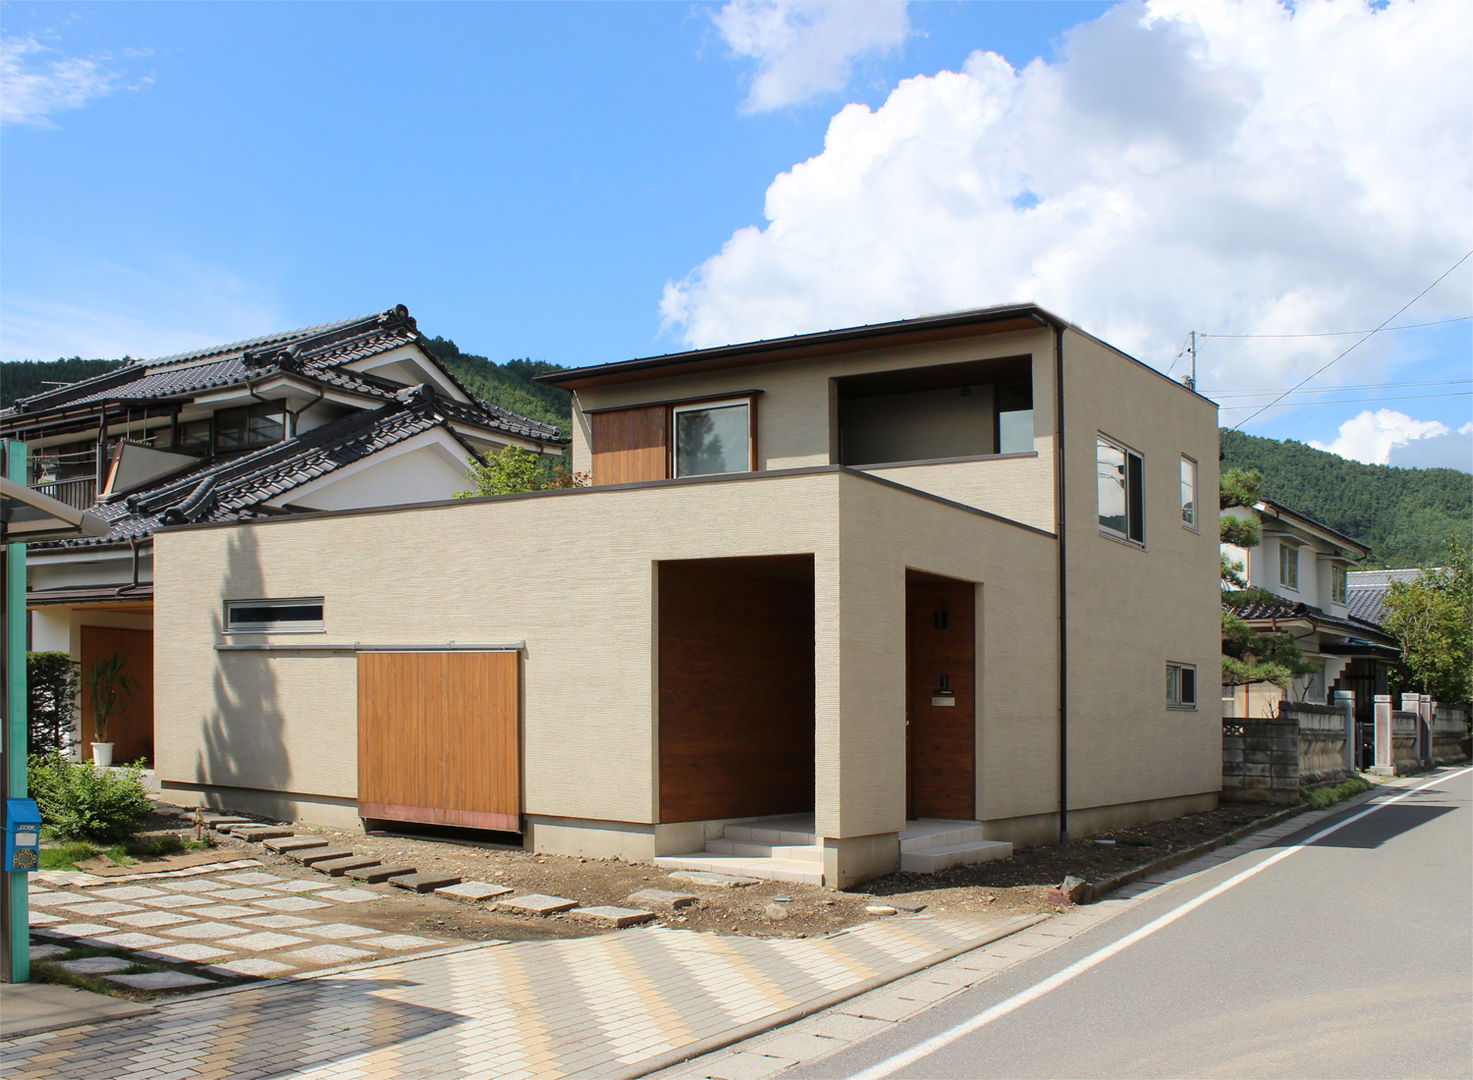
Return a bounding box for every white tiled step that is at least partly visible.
[704,839,823,863]
[900,839,1013,874]
[899,825,988,852]
[652,853,824,886]
[724,825,817,845]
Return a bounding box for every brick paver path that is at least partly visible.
[2,914,1025,1079]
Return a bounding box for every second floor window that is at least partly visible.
[1331,565,1348,605]
[1180,455,1197,529]
[1097,434,1144,545]
[215,403,284,452]
[1279,543,1299,590]
[673,399,751,477]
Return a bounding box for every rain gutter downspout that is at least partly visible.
[115,538,145,596]
[1053,320,1069,844]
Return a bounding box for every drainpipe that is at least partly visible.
[115,538,145,596]
[1053,322,1069,844]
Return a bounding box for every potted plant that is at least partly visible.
[84,652,136,768]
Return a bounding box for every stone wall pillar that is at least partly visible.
[1373,694,1393,774]
[1404,692,1429,761]
[1419,696,1435,762]
[1334,689,1356,774]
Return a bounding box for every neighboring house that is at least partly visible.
[153,303,1221,888]
[1346,567,1426,626]
[1220,500,1399,745]
[1,305,564,764]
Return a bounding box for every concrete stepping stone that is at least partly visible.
[351,934,443,950]
[389,872,462,894]
[292,848,357,866]
[265,836,328,854]
[28,912,64,925]
[201,815,252,826]
[188,905,259,920]
[106,970,216,991]
[90,885,168,901]
[210,957,295,978]
[214,872,290,886]
[228,825,293,842]
[25,892,72,907]
[627,889,699,911]
[240,914,320,929]
[314,887,377,903]
[156,879,219,893]
[283,944,373,965]
[252,896,331,912]
[29,944,69,962]
[57,901,141,917]
[668,870,760,888]
[111,911,195,928]
[47,923,114,940]
[345,864,415,884]
[435,881,513,902]
[201,887,271,900]
[301,922,377,939]
[93,932,168,950]
[219,931,310,951]
[162,921,244,940]
[58,956,133,975]
[310,856,381,877]
[144,942,231,963]
[569,906,656,928]
[137,894,213,909]
[498,894,579,915]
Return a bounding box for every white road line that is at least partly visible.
[849,767,1473,1080]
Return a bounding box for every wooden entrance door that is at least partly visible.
[357,651,521,831]
[905,572,975,820]
[79,626,153,765]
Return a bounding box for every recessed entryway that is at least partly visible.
[905,570,976,821]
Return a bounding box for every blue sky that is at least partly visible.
[3,1,1470,470]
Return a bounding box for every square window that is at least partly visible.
[673,400,751,477]
[1279,544,1299,590]
[225,598,324,634]
[1167,662,1197,709]
[1180,456,1197,529]
[1098,435,1144,545]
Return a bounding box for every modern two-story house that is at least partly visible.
[152,303,1221,887]
[1220,499,1398,745]
[2,305,564,763]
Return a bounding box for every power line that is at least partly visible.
[1201,314,1472,340]
[1231,250,1473,430]
[1218,390,1473,412]
[1206,378,1472,398]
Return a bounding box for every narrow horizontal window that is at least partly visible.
[225,598,324,634]
[1167,662,1197,709]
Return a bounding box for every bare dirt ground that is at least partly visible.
[184,800,1291,942]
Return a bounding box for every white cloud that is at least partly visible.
[0,33,149,127]
[1308,408,1470,470]
[713,0,910,112]
[666,0,1473,404]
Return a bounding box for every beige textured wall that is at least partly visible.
[155,473,847,826]
[1059,330,1222,813]
[858,456,1054,531]
[570,326,1057,479]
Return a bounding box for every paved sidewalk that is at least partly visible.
[1,911,1034,1079]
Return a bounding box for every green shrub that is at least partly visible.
[27,652,79,755]
[28,753,150,844]
[1304,775,1373,811]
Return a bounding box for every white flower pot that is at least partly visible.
[91,742,114,769]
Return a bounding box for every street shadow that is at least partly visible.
[1273,801,1458,850]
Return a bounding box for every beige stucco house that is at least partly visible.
[153,304,1221,887]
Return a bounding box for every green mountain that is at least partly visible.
[1219,429,1472,569]
[2,344,573,435]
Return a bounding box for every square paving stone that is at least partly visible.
[138,894,213,909]
[58,956,133,975]
[313,887,377,903]
[435,881,513,902]
[569,906,656,928]
[209,957,296,978]
[57,901,141,917]
[111,910,196,928]
[262,879,340,892]
[219,932,309,951]
[89,885,169,901]
[93,932,169,949]
[25,891,70,907]
[106,970,217,991]
[241,914,320,929]
[155,879,220,893]
[143,942,232,963]
[214,872,289,886]
[201,887,270,900]
[282,944,373,965]
[301,923,377,939]
[252,896,331,912]
[29,944,69,962]
[187,905,259,919]
[350,934,442,950]
[48,923,114,939]
[28,911,64,925]
[163,921,245,940]
[498,894,579,915]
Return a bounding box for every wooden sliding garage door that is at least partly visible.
[357,651,520,832]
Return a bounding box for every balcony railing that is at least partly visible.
[32,476,97,510]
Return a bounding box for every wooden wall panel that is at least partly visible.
[358,651,520,831]
[659,556,815,823]
[80,625,154,766]
[590,406,669,485]
[905,572,976,820]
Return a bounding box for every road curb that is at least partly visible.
[625,912,1050,1080]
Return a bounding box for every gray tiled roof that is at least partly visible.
[1229,597,1393,642]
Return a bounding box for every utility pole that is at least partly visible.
[1183,331,1197,391]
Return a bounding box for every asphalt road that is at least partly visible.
[813,768,1473,1080]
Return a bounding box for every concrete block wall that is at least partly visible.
[1222,716,1299,803]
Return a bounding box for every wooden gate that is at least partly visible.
[357,651,520,832]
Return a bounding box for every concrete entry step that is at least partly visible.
[899,839,1013,874]
[654,853,823,886]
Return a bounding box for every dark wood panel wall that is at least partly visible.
[358,651,520,832]
[905,572,976,820]
[658,556,815,823]
[80,625,153,765]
